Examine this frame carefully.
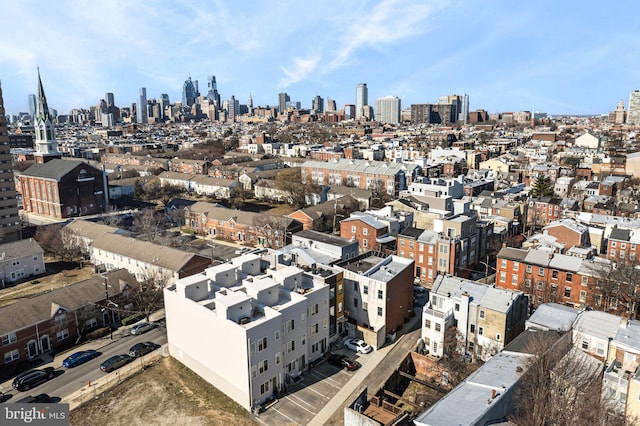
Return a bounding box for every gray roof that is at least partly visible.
[612,320,640,353]
[609,227,631,242]
[327,186,372,199]
[0,238,43,260]
[187,201,296,228]
[293,229,354,247]
[0,269,136,335]
[21,159,97,181]
[432,275,488,305]
[91,234,207,273]
[65,219,131,241]
[342,214,387,230]
[302,158,416,176]
[573,310,621,342]
[497,247,527,261]
[526,303,579,331]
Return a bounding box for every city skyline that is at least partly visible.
[1,1,640,116]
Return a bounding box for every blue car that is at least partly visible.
[62,350,99,368]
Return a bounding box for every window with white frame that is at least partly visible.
[377,307,383,316]
[500,272,506,282]
[258,337,268,352]
[363,228,368,236]
[56,329,69,341]
[260,381,270,395]
[275,330,280,341]
[275,352,281,365]
[2,332,17,346]
[501,259,507,268]
[4,349,19,363]
[479,310,485,319]
[579,290,586,303]
[496,333,501,341]
[538,267,544,276]
[478,327,484,336]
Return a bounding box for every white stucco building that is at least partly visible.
[164,253,337,412]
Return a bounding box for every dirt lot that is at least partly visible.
[70,357,256,426]
[0,258,95,307]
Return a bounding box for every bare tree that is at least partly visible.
[133,208,163,242]
[253,214,288,248]
[130,270,171,322]
[510,332,625,426]
[441,327,470,386]
[35,224,82,262]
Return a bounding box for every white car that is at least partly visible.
[130,322,157,335]
[343,337,373,354]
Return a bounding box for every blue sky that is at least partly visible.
[1,0,640,116]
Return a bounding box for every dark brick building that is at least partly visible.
[17,159,107,218]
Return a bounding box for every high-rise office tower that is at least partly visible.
[33,70,61,164]
[628,90,640,125]
[105,92,115,108]
[0,81,20,241]
[312,96,324,113]
[228,95,240,122]
[375,96,401,124]
[206,76,221,105]
[182,76,198,108]
[137,87,147,124]
[460,94,469,124]
[160,94,170,121]
[248,93,253,116]
[355,83,368,120]
[28,94,37,121]
[327,98,337,112]
[278,92,290,114]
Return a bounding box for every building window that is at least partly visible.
[287,340,296,353]
[581,339,589,350]
[552,270,558,279]
[4,349,19,363]
[511,275,518,285]
[286,319,295,332]
[351,225,356,233]
[500,272,506,282]
[311,324,318,335]
[363,302,368,311]
[377,307,383,316]
[353,298,358,308]
[564,287,571,298]
[435,323,441,332]
[526,265,532,273]
[496,333,501,341]
[537,281,543,291]
[513,262,519,271]
[479,310,485,319]
[595,294,602,306]
[258,337,267,352]
[275,330,280,341]
[470,324,475,333]
[56,329,69,341]
[301,334,306,345]
[478,327,484,336]
[363,285,368,295]
[338,284,343,295]
[2,332,17,346]
[260,381,270,395]
[311,304,319,315]
[597,343,605,356]
[363,228,368,236]
[579,290,586,303]
[363,239,368,247]
[455,303,460,312]
[611,250,616,257]
[612,241,617,248]
[538,267,544,276]
[566,273,572,282]
[425,319,431,329]
[258,360,268,374]
[525,279,531,288]
[377,289,383,300]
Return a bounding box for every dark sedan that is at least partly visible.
[100,354,132,372]
[12,367,55,391]
[128,342,159,358]
[327,354,361,371]
[62,350,99,368]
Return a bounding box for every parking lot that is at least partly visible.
[256,348,371,426]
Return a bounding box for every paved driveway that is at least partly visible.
[255,352,366,426]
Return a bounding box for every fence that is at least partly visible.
[63,345,169,411]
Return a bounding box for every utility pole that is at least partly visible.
[103,274,113,340]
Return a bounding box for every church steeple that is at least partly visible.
[33,69,60,164]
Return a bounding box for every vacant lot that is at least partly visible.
[70,357,256,426]
[0,258,95,307]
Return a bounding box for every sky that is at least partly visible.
[2,0,640,117]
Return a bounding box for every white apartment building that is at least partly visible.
[421,275,528,361]
[164,253,333,412]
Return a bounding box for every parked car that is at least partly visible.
[62,350,99,368]
[128,342,159,358]
[12,367,55,391]
[327,354,361,371]
[343,338,373,354]
[130,322,157,335]
[14,393,52,403]
[100,354,133,372]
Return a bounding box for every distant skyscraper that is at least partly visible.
[105,92,115,108]
[228,95,240,122]
[312,96,324,113]
[327,98,337,112]
[206,76,221,106]
[278,92,290,114]
[28,94,36,120]
[182,76,198,108]
[248,93,253,116]
[33,69,61,164]
[375,96,401,124]
[137,87,147,124]
[160,94,170,121]
[355,83,368,120]
[0,80,20,241]
[460,94,469,124]
[628,90,640,125]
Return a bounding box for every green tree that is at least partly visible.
[530,174,553,198]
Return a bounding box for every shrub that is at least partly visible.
[121,313,145,326]
[86,327,110,340]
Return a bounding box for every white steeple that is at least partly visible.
[34,68,59,159]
